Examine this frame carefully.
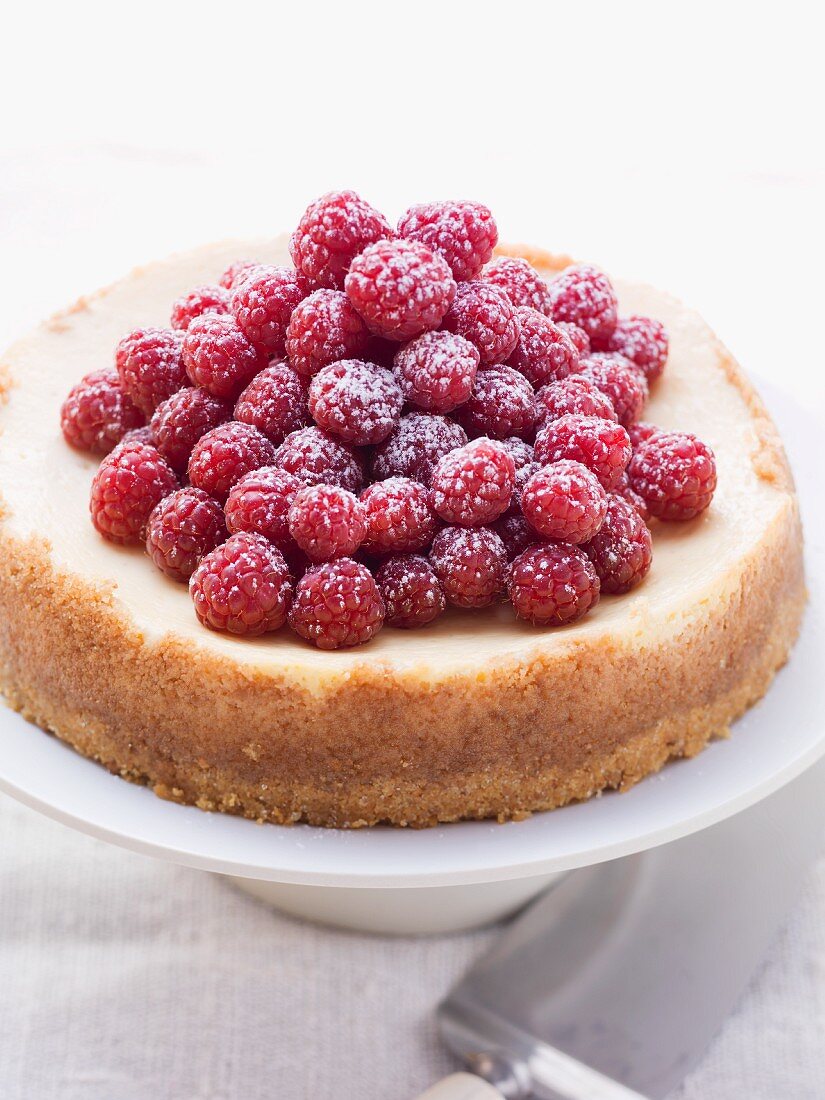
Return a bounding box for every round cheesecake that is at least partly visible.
[0,240,805,827]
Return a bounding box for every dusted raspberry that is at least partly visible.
[224,465,303,551]
[547,265,618,345]
[288,483,367,562]
[481,256,553,315]
[274,425,365,493]
[429,525,507,609]
[602,315,668,381]
[290,190,393,291]
[535,375,617,429]
[582,353,648,427]
[289,558,384,649]
[121,425,154,447]
[500,437,537,513]
[442,281,520,365]
[628,421,663,450]
[345,238,456,342]
[61,368,144,454]
[393,330,479,413]
[219,260,263,291]
[430,438,515,527]
[583,494,653,594]
[507,308,581,388]
[187,422,277,502]
[230,265,308,357]
[614,471,651,522]
[509,544,600,626]
[150,386,232,474]
[285,289,369,378]
[493,512,540,560]
[234,361,309,445]
[535,414,631,491]
[509,458,541,514]
[628,432,717,521]
[501,436,535,471]
[170,285,230,331]
[457,365,537,441]
[182,313,267,400]
[308,359,403,446]
[557,322,591,358]
[89,441,178,545]
[521,460,608,544]
[360,477,438,555]
[376,555,446,629]
[370,413,467,485]
[146,487,226,582]
[190,531,292,636]
[116,328,187,416]
[397,200,498,281]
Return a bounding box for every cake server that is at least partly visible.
[415,755,825,1100]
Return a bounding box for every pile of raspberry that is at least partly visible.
[61,190,717,649]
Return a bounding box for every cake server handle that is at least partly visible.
[413,1063,647,1100]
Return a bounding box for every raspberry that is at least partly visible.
[602,315,668,381]
[116,328,187,416]
[182,314,267,400]
[501,436,535,470]
[170,285,230,331]
[288,484,367,562]
[429,526,507,609]
[457,365,537,441]
[509,459,541,514]
[582,353,648,427]
[507,308,581,388]
[274,425,365,493]
[583,494,653,594]
[234,361,309,445]
[308,359,403,445]
[628,421,663,450]
[500,437,536,513]
[628,432,717,521]
[289,558,384,649]
[442,281,519,365]
[285,289,369,378]
[219,260,263,291]
[614,471,651,522]
[397,200,497,281]
[535,375,617,429]
[430,438,515,526]
[146,487,226,582]
[290,190,392,291]
[190,532,292,636]
[509,544,600,626]
[224,465,303,551]
[229,265,308,357]
[547,265,618,345]
[121,425,154,447]
[61,368,144,454]
[557,322,591,358]
[150,386,232,474]
[89,441,178,545]
[535,414,631,491]
[493,513,540,560]
[360,477,438,555]
[376,555,445,629]
[521,460,608,543]
[482,256,553,315]
[188,422,277,502]
[370,413,467,485]
[393,330,479,413]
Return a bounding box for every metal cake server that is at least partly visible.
[415,755,825,1100]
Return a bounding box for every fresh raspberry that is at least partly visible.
[582,353,648,427]
[602,315,668,381]
[376,555,445,629]
[360,477,438,555]
[370,413,467,486]
[614,471,651,522]
[583,494,653,594]
[308,359,403,445]
[557,322,591,358]
[224,465,303,551]
[229,265,308,357]
[430,438,515,526]
[534,414,631,491]
[442,281,519,365]
[628,421,663,450]
[116,328,187,416]
[190,532,292,636]
[219,260,263,291]
[274,425,365,493]
[289,558,384,649]
[170,284,230,331]
[120,425,155,447]
[393,330,479,413]
[521,460,608,543]
[234,361,309,445]
[89,441,178,545]
[628,432,717,521]
[61,368,144,454]
[397,200,498,281]
[507,308,581,388]
[285,289,369,378]
[509,544,600,626]
[150,386,232,474]
[501,436,535,470]
[187,422,277,502]
[493,513,540,560]
[481,256,553,315]
[457,365,537,441]
[509,459,541,515]
[429,526,507,608]
[288,484,367,562]
[146,487,226,582]
[182,314,267,400]
[547,265,618,345]
[290,190,393,291]
[535,375,617,428]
